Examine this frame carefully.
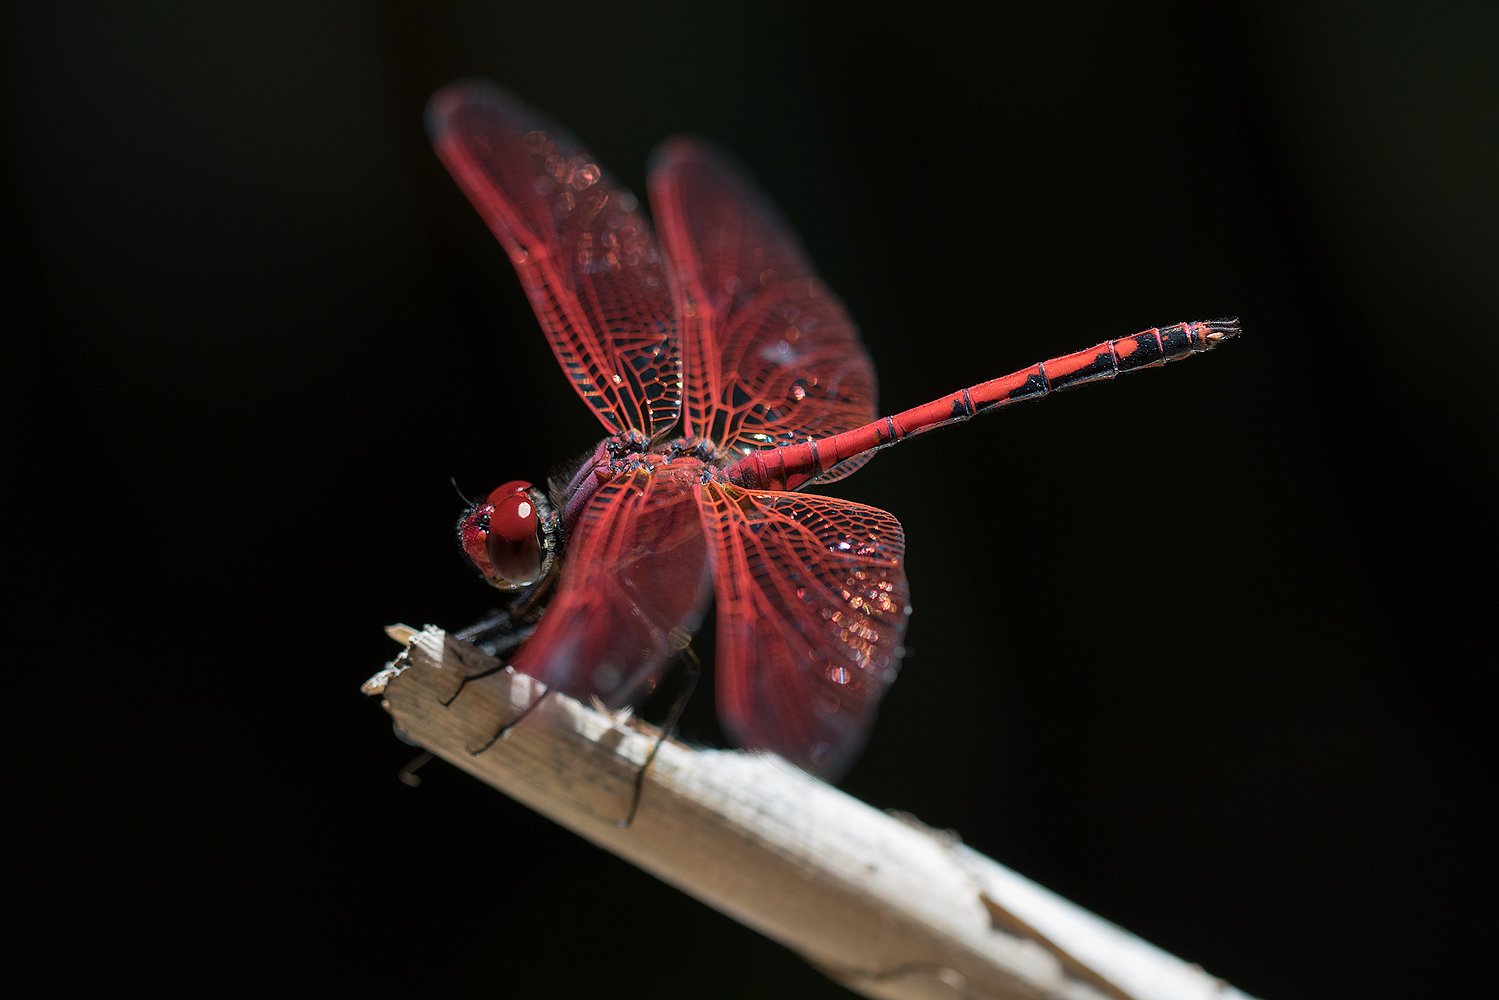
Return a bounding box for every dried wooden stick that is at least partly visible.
[364,626,1256,1000]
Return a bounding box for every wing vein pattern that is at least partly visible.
[650,138,877,474]
[697,482,909,778]
[429,82,681,437]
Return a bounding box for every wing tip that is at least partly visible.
[647,133,743,180]
[424,78,510,143]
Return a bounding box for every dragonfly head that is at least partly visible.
[457,480,556,590]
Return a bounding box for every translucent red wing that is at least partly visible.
[696,483,910,778]
[428,82,680,439]
[510,464,712,707]
[649,140,878,474]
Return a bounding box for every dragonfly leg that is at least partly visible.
[447,560,558,702]
[452,606,511,642]
[453,609,532,654]
[441,621,537,707]
[397,750,433,787]
[467,685,555,756]
[619,645,702,829]
[391,723,436,784]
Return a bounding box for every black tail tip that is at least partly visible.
[1201,317,1241,346]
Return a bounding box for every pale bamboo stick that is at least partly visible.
[364,626,1255,1000]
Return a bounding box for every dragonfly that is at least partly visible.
[428,80,1239,783]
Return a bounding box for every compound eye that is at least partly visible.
[489,491,538,542]
[484,487,543,587]
[487,480,533,508]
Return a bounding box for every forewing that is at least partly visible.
[697,483,909,779]
[650,139,877,465]
[511,464,711,707]
[428,81,680,438]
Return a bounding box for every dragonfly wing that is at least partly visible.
[511,464,711,707]
[650,139,877,470]
[429,81,680,439]
[697,483,909,779]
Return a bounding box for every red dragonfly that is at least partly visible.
[428,81,1239,781]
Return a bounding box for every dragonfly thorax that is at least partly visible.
[552,431,732,532]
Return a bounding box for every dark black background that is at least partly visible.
[7,1,1495,996]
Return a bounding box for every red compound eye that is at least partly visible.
[487,480,532,507]
[476,480,543,586]
[490,491,538,542]
[459,480,544,588]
